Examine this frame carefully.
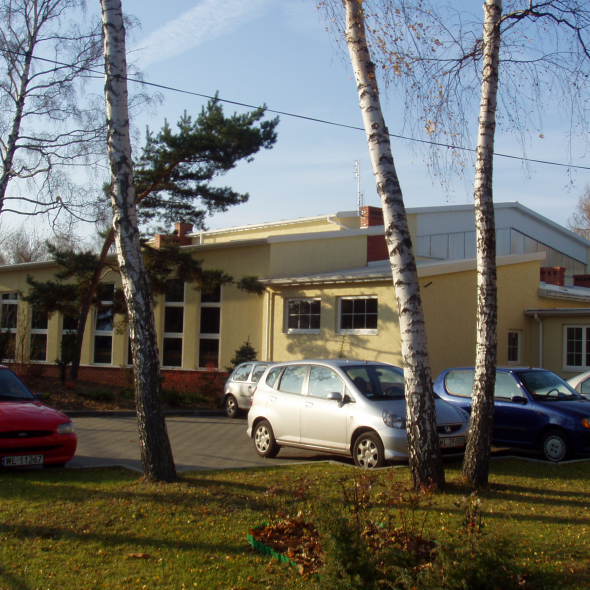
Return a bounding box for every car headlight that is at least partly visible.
[382,410,406,429]
[57,422,75,434]
[582,417,590,429]
[457,407,471,423]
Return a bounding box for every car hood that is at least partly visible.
[373,398,467,425]
[535,398,590,418]
[0,401,70,431]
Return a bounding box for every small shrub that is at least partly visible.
[77,388,115,402]
[225,337,257,372]
[162,387,183,407]
[119,387,134,400]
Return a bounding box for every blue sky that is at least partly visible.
[18,0,590,236]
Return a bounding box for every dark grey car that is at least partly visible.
[223,362,275,418]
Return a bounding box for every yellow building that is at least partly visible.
[1,202,590,386]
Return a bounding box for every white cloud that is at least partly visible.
[133,0,273,68]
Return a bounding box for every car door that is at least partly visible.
[492,372,539,447]
[228,363,253,403]
[300,365,349,449]
[267,365,308,443]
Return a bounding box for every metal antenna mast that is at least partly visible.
[354,160,363,213]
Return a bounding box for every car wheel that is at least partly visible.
[353,432,385,469]
[541,430,572,462]
[225,395,239,419]
[253,420,280,458]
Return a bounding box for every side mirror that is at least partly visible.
[33,393,44,401]
[511,395,527,404]
[327,392,343,402]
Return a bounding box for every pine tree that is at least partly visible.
[226,338,258,372]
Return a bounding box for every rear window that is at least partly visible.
[278,365,308,395]
[232,364,253,382]
[252,364,268,383]
[445,370,523,399]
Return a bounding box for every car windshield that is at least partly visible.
[344,365,404,400]
[515,371,581,401]
[0,369,35,401]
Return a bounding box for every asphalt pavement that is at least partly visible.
[66,415,349,472]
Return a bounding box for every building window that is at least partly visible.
[0,292,18,360]
[285,298,320,333]
[338,296,378,335]
[162,278,184,367]
[564,325,590,369]
[30,308,48,362]
[93,284,114,364]
[507,331,521,364]
[199,285,221,368]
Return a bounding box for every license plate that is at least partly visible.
[1,454,44,466]
[440,436,465,448]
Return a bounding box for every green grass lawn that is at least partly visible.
[0,458,588,590]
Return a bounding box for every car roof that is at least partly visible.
[264,359,399,368]
[440,366,546,374]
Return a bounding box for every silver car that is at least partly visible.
[246,359,470,469]
[223,361,275,418]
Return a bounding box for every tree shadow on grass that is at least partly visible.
[0,564,32,590]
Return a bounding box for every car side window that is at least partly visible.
[581,378,590,395]
[308,366,345,399]
[232,364,253,382]
[266,367,283,388]
[278,365,308,395]
[251,364,268,383]
[494,373,521,400]
[445,371,474,397]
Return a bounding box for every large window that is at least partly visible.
[338,296,378,334]
[93,284,114,364]
[0,292,18,360]
[198,285,221,368]
[564,326,590,369]
[162,278,184,367]
[30,307,48,362]
[507,331,521,364]
[285,298,320,333]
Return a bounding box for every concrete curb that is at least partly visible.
[62,409,226,418]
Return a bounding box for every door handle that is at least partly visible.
[270,396,277,402]
[305,402,313,408]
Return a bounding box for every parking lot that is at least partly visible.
[66,415,349,472]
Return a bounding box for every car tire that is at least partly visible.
[225,395,240,419]
[253,420,280,459]
[353,431,385,469]
[541,429,572,462]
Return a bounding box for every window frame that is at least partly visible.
[563,325,590,371]
[198,286,221,369]
[162,278,185,368]
[29,306,48,362]
[337,296,378,335]
[284,297,321,334]
[92,284,115,365]
[0,292,18,361]
[507,331,521,365]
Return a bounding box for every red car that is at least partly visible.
[0,366,77,468]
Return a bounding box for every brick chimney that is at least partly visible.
[573,274,590,288]
[174,222,194,246]
[540,266,565,287]
[359,206,384,228]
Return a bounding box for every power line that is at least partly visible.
[21,52,590,172]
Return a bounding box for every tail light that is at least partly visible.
[250,387,257,406]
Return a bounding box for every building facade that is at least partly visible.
[2,202,590,387]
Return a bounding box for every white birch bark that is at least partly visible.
[101,0,175,481]
[462,0,501,487]
[344,0,443,488]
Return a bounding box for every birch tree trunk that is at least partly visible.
[101,0,176,482]
[462,0,501,487]
[344,0,444,489]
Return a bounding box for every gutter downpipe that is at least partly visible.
[534,313,543,368]
[265,289,273,361]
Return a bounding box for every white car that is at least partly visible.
[246,359,470,469]
[566,371,590,399]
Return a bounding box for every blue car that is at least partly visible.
[433,367,590,462]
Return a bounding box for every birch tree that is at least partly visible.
[0,0,104,223]
[101,0,174,482]
[360,0,590,486]
[339,0,444,489]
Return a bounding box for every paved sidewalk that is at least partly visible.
[67,416,347,472]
